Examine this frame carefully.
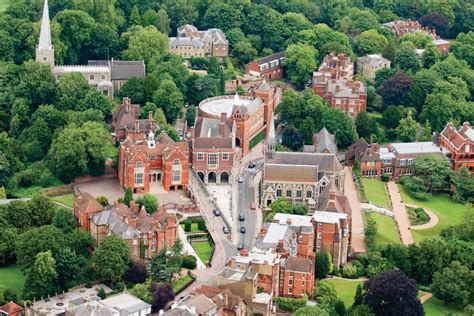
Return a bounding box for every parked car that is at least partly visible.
[238,176,244,183]
[240,227,246,233]
[248,163,256,169]
[223,226,229,234]
[213,209,221,216]
[237,243,245,250]
[250,202,256,210]
[238,213,245,221]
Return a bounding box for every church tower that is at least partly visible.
[36,0,54,67]
[267,113,276,159]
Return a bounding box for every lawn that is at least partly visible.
[180,223,202,233]
[0,264,25,299]
[361,178,391,209]
[190,240,213,264]
[172,274,194,294]
[324,278,364,307]
[399,184,467,243]
[423,297,463,316]
[51,194,75,208]
[0,0,10,11]
[365,212,401,244]
[9,178,64,198]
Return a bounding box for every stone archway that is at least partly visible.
[208,172,217,183]
[235,137,241,147]
[220,172,229,183]
[197,172,205,182]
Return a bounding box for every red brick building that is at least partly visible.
[90,203,177,261]
[279,257,314,299]
[74,192,104,232]
[118,132,189,193]
[246,52,285,80]
[190,113,235,184]
[438,122,474,172]
[111,97,159,143]
[312,53,366,118]
[196,81,280,157]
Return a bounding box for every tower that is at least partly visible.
[36,0,54,67]
[267,113,276,159]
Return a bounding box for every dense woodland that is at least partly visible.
[0,0,474,313]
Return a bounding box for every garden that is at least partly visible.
[406,206,430,226]
[0,264,25,299]
[190,240,214,265]
[399,184,467,243]
[360,178,391,209]
[364,212,400,245]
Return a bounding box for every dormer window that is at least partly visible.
[174,159,180,165]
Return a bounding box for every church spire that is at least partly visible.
[36,0,54,66]
[267,113,276,158]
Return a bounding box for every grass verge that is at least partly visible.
[172,274,194,295]
[365,212,400,244]
[51,194,75,208]
[324,278,364,307]
[190,240,213,265]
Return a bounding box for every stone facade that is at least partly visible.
[169,24,228,59]
[357,54,391,79]
[118,132,189,193]
[438,122,474,172]
[246,52,285,80]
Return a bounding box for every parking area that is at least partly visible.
[206,184,233,226]
[76,178,124,203]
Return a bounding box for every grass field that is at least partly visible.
[51,194,75,208]
[399,185,467,243]
[0,0,10,11]
[0,264,25,298]
[324,278,364,307]
[172,274,194,294]
[423,297,463,316]
[180,223,203,233]
[191,240,213,264]
[361,178,391,209]
[365,212,401,244]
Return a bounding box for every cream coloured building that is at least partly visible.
[169,24,228,59]
[357,54,391,79]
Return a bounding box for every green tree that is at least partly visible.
[355,112,380,141]
[422,44,440,68]
[452,165,474,203]
[321,108,358,148]
[431,261,473,307]
[52,208,77,233]
[314,280,338,306]
[154,9,171,35]
[17,61,57,111]
[380,244,412,277]
[409,237,452,285]
[315,251,333,279]
[355,30,388,55]
[396,110,421,142]
[336,8,379,36]
[124,187,133,207]
[450,32,474,68]
[164,0,198,31]
[412,154,452,193]
[129,5,141,26]
[73,0,124,30]
[294,306,329,316]
[24,251,58,300]
[401,32,433,48]
[91,235,130,284]
[136,194,158,214]
[284,43,318,88]
[269,198,293,214]
[348,304,374,316]
[395,41,420,73]
[153,79,183,123]
[0,228,17,265]
[82,89,113,116]
[122,25,169,65]
[232,40,257,67]
[202,3,243,32]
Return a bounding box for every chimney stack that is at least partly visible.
[219,112,226,136]
[148,111,153,121]
[123,97,131,112]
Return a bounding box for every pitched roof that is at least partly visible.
[282,257,313,273]
[0,302,23,315]
[255,52,285,66]
[360,148,381,162]
[110,60,145,80]
[264,164,319,182]
[314,127,337,154]
[74,193,103,214]
[38,0,52,51]
[267,152,342,172]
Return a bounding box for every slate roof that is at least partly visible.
[110,60,145,80]
[360,148,381,162]
[314,127,337,154]
[282,257,313,273]
[264,164,319,182]
[255,51,285,66]
[91,210,139,240]
[267,152,342,172]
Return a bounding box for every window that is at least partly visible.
[101,75,105,80]
[289,272,293,277]
[302,281,305,286]
[407,159,413,165]
[276,189,282,197]
[385,167,392,174]
[405,168,412,175]
[43,57,47,61]
[197,153,204,161]
[286,190,292,197]
[289,280,293,285]
[306,190,312,198]
[383,159,392,165]
[400,159,406,166]
[317,232,322,239]
[296,190,302,198]
[318,223,322,228]
[288,288,292,294]
[150,155,157,160]
[89,75,95,80]
[174,159,180,165]
[134,172,144,185]
[349,107,354,113]
[222,153,229,160]
[317,240,321,248]
[172,169,181,182]
[298,235,303,243]
[208,153,218,166]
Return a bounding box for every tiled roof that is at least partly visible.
[267,152,342,172]
[75,193,103,214]
[314,127,337,154]
[255,52,285,66]
[282,257,313,273]
[360,148,381,162]
[264,164,319,182]
[0,302,23,315]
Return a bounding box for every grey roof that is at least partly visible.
[268,114,276,145]
[314,127,337,154]
[100,294,151,315]
[169,36,204,48]
[358,54,391,67]
[391,142,443,154]
[38,0,52,51]
[258,79,271,91]
[111,60,145,80]
[69,302,118,316]
[91,210,139,240]
[267,152,342,172]
[255,52,285,66]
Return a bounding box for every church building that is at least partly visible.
[36,0,144,98]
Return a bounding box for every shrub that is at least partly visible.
[381,174,389,182]
[351,260,366,277]
[342,263,359,279]
[274,296,307,312]
[97,287,107,299]
[184,222,191,232]
[365,214,378,250]
[96,196,109,206]
[181,255,197,270]
[197,219,206,231]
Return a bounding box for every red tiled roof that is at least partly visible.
[0,302,23,315]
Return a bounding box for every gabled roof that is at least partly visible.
[38,0,52,51]
[0,302,23,315]
[282,257,313,273]
[74,193,103,215]
[314,127,337,154]
[254,52,285,66]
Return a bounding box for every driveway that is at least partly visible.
[76,178,124,203]
[344,167,366,254]
[386,181,414,245]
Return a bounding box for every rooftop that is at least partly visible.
[54,65,110,74]
[390,142,444,154]
[312,211,347,224]
[100,294,151,314]
[273,213,313,227]
[199,94,263,118]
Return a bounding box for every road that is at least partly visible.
[236,163,262,251]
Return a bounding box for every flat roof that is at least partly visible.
[273,213,313,226]
[390,142,442,154]
[199,94,262,118]
[312,211,347,224]
[262,223,288,244]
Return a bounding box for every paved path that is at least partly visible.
[386,182,414,245]
[344,167,366,253]
[405,204,439,230]
[418,291,433,304]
